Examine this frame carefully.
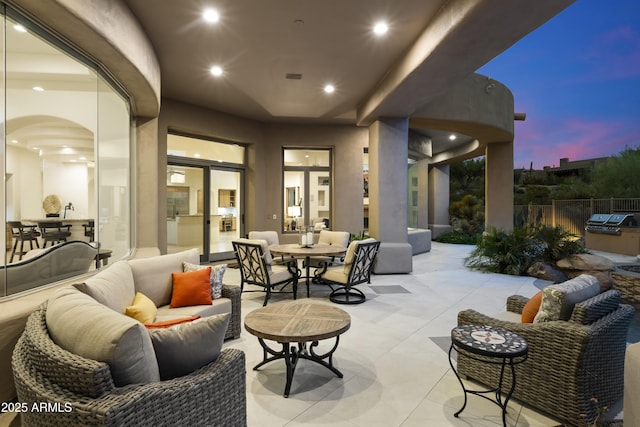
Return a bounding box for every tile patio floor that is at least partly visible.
[223,242,636,427]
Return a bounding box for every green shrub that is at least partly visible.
[464,225,585,276]
[435,231,480,245]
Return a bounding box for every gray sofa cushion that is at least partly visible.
[127,248,200,307]
[46,287,160,386]
[149,313,230,380]
[78,261,136,313]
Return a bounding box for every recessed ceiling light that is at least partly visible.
[10,139,18,144]
[32,147,39,150]
[14,24,27,33]
[449,134,457,141]
[324,84,335,94]
[194,153,201,158]
[373,21,388,36]
[32,86,44,91]
[203,8,220,23]
[210,65,223,77]
[80,157,87,160]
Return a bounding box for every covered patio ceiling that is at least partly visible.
[121,0,574,158]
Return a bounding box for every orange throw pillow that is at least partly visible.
[145,316,201,329]
[521,290,543,323]
[170,267,213,308]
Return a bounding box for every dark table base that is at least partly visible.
[253,337,343,397]
[449,343,526,427]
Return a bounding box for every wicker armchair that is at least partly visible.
[456,289,634,426]
[12,304,247,427]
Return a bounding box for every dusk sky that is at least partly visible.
[477,0,640,170]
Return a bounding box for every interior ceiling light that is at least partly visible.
[210,65,223,77]
[373,21,389,36]
[10,140,18,143]
[449,134,457,141]
[13,24,27,33]
[203,8,220,23]
[324,84,335,94]
[33,86,44,91]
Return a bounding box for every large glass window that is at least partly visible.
[2,8,132,297]
[283,149,331,232]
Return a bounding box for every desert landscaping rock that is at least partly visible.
[556,253,615,271]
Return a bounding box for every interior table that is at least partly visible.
[449,325,528,427]
[244,301,351,397]
[269,243,346,297]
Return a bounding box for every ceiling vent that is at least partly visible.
[285,73,302,80]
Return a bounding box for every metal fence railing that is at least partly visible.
[514,198,640,238]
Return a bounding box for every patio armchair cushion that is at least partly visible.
[240,238,273,267]
[534,274,600,322]
[343,238,376,272]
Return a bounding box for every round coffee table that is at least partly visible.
[244,301,351,397]
[449,325,528,427]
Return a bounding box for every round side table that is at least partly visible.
[449,324,528,427]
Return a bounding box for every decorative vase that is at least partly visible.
[298,226,314,247]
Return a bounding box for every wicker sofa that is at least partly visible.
[13,303,246,426]
[457,288,634,426]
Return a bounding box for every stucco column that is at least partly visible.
[428,164,451,238]
[485,141,514,231]
[369,118,412,273]
[369,119,408,241]
[135,117,159,248]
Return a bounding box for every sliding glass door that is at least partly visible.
[166,162,243,261]
[210,168,242,260]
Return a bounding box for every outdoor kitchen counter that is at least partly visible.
[585,227,640,256]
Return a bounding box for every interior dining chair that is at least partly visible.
[232,238,299,306]
[317,239,380,304]
[38,221,72,247]
[83,219,95,242]
[8,221,41,262]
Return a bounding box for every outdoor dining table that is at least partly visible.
[269,243,347,296]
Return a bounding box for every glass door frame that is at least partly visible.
[167,156,244,262]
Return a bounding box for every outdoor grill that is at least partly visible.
[585,213,639,235]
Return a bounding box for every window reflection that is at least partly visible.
[2,10,131,297]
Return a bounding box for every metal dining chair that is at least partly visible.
[317,239,380,304]
[232,238,299,306]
